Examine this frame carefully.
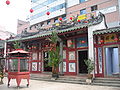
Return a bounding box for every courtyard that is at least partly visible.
[0,77,119,90]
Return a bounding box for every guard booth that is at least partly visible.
[7,49,30,87]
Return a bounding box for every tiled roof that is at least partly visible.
[93,26,120,35]
[7,25,88,42]
[7,12,104,42]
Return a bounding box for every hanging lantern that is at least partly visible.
[29,47,31,49]
[77,19,81,22]
[6,0,10,5]
[59,17,62,21]
[81,40,86,43]
[69,42,73,45]
[100,40,104,43]
[46,11,50,15]
[70,17,73,20]
[114,37,118,41]
[84,21,88,23]
[30,9,34,13]
[45,45,48,47]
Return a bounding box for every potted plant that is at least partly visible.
[84,59,94,84]
[47,32,61,79]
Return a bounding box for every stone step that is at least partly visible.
[92,82,120,87]
[95,77,120,81]
[93,78,120,87]
[30,76,86,82]
[93,79,120,84]
[57,78,86,82]
[30,77,87,85]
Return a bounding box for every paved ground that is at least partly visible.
[0,77,119,90]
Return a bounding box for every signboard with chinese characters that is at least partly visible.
[32,62,37,71]
[98,47,102,73]
[63,62,66,72]
[32,52,37,60]
[104,34,117,43]
[69,51,75,60]
[77,14,87,20]
[69,63,76,72]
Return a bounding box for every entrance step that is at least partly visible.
[30,74,87,84]
[92,77,120,87]
[56,76,87,84]
[30,74,120,87]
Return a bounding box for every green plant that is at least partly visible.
[84,59,94,74]
[48,46,61,74]
[47,31,61,75]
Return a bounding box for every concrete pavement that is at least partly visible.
[0,77,119,90]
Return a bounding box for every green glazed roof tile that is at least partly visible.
[93,27,120,35]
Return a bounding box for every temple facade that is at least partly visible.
[6,13,119,78]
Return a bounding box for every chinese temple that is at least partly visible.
[6,12,119,78]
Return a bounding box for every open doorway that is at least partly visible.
[78,50,88,74]
[105,47,119,76]
[43,52,52,72]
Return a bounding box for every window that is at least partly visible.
[31,3,66,20]
[54,18,58,23]
[91,5,97,11]
[47,20,51,25]
[62,15,66,20]
[80,9,86,15]
[80,0,88,3]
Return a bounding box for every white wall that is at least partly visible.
[88,15,107,62]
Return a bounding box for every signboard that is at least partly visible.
[77,14,87,20]
[104,34,117,43]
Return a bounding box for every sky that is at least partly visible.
[0,0,31,34]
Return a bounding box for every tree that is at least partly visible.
[47,31,61,78]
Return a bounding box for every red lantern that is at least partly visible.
[84,21,88,23]
[59,18,62,21]
[45,45,48,47]
[100,40,104,43]
[30,9,34,13]
[77,19,81,22]
[46,11,50,15]
[114,37,118,41]
[81,40,86,43]
[6,0,10,5]
[70,17,73,20]
[69,42,73,45]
